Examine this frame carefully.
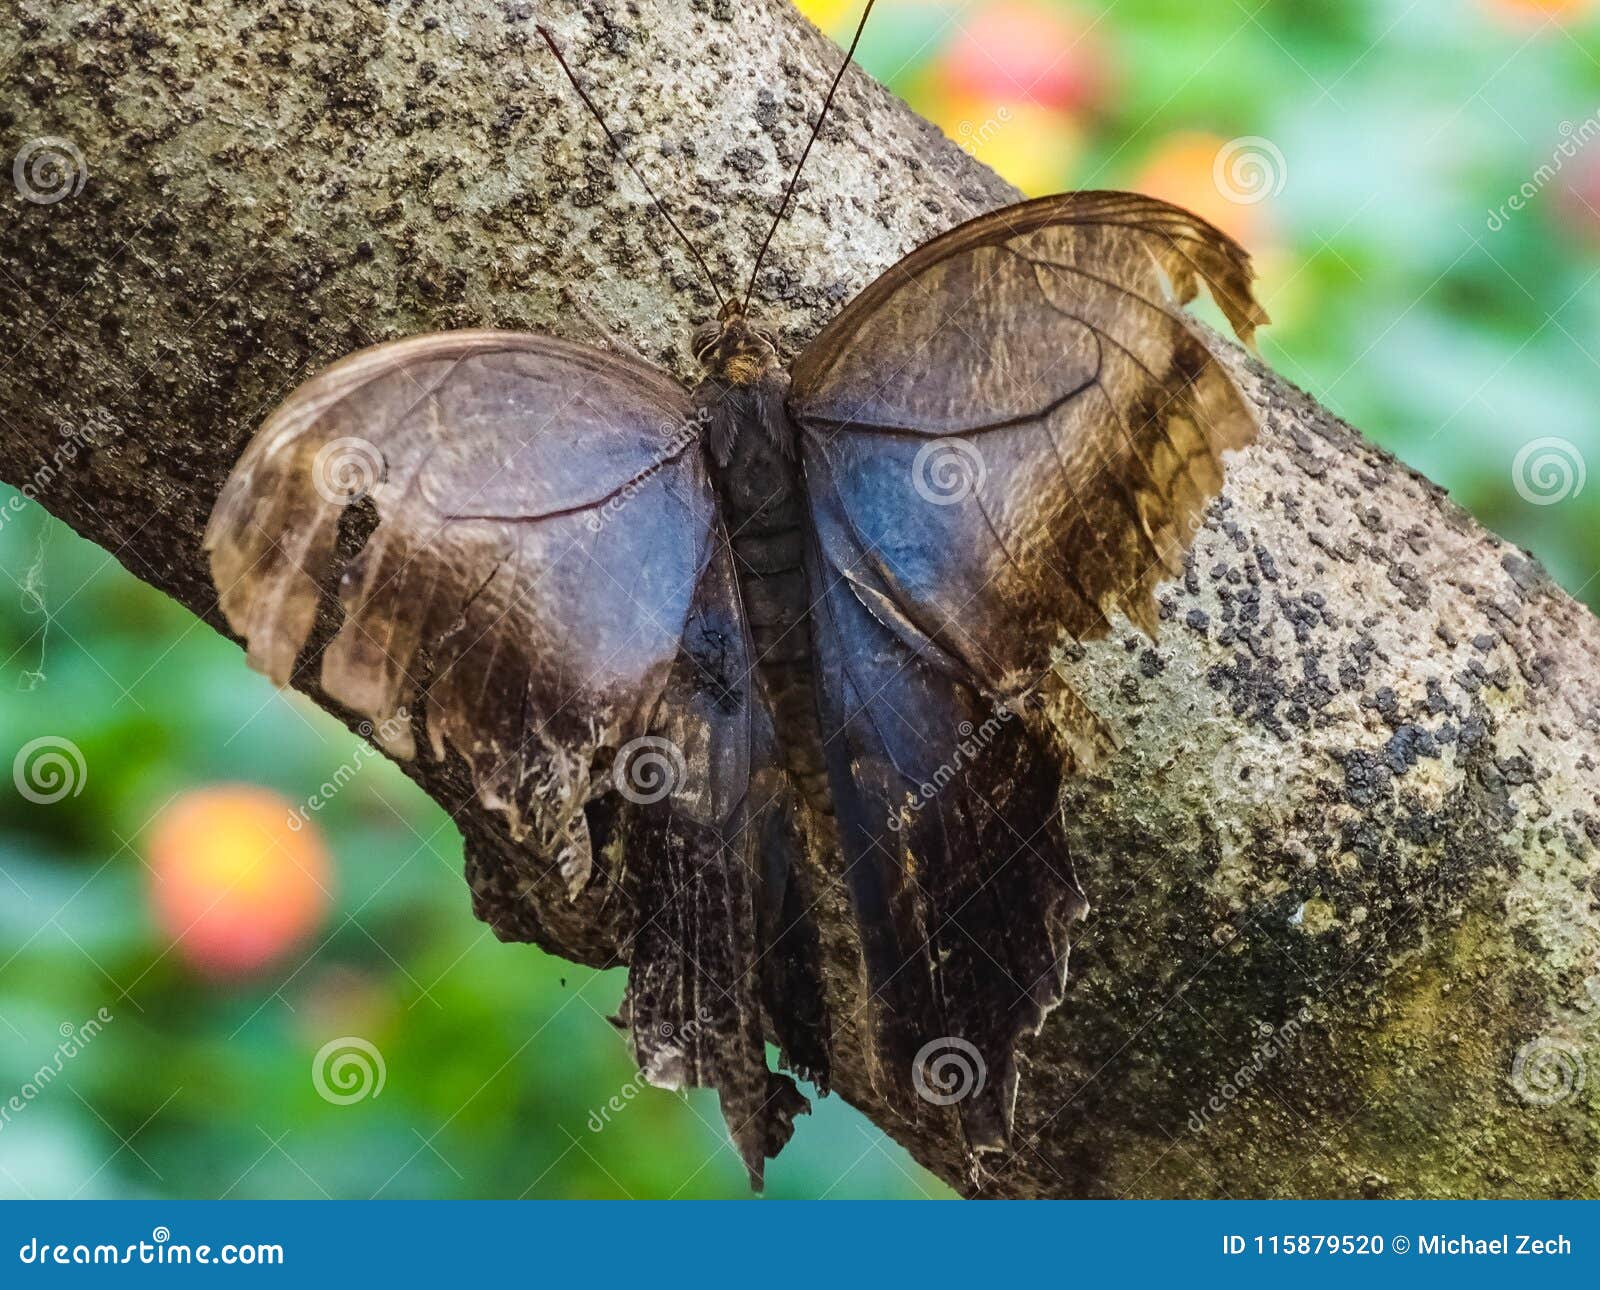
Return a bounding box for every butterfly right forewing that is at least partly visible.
[789,191,1268,1150]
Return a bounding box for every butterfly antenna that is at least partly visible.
[742,0,879,312]
[538,26,728,311]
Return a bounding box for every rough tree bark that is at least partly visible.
[3,0,1597,1198]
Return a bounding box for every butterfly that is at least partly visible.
[204,4,1267,1189]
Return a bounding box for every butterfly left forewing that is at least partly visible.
[206,330,714,881]
[206,330,813,1187]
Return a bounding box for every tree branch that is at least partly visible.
[3,0,1597,1197]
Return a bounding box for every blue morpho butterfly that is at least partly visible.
[205,2,1267,1189]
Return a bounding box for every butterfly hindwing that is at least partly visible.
[621,524,818,1188]
[807,511,1087,1152]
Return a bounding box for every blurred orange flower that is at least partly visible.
[1131,131,1281,252]
[146,785,332,978]
[940,3,1113,115]
[925,93,1085,195]
[1482,0,1594,23]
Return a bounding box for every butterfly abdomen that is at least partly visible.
[700,379,833,815]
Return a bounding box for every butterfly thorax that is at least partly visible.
[690,308,792,464]
[692,313,832,813]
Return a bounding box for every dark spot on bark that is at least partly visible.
[1366,686,1400,724]
[1501,552,1543,595]
[1254,545,1280,582]
[1339,749,1392,808]
[1384,724,1439,774]
[1385,559,1429,610]
[725,145,765,177]
[1496,754,1536,787]
[1207,654,1290,736]
[754,88,779,132]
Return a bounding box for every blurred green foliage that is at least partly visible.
[2,0,1596,1199]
